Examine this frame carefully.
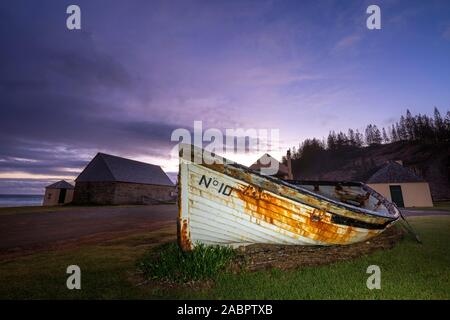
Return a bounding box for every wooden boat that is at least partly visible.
[177,144,400,251]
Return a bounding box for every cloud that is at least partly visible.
[0,2,188,188]
[48,51,132,89]
[0,178,58,195]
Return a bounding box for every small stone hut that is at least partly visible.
[43,180,74,206]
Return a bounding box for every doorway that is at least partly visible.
[58,188,67,204]
[389,185,405,208]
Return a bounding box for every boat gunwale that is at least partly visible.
[286,179,400,220]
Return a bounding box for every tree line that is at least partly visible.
[288,108,450,161]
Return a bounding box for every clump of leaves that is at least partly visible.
[137,242,236,283]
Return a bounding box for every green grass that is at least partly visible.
[407,201,450,212]
[0,216,449,299]
[0,225,176,299]
[137,243,235,283]
[434,201,450,208]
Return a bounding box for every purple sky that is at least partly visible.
[1,0,450,194]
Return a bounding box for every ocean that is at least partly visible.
[0,194,44,207]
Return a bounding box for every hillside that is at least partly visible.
[290,141,450,201]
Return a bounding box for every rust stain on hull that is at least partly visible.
[234,184,372,245]
[177,158,193,251]
[178,218,192,251]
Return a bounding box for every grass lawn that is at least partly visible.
[407,201,450,212]
[0,216,449,299]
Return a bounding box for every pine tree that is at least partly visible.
[348,129,356,146]
[395,122,401,140]
[412,115,420,140]
[390,124,398,142]
[424,114,434,141]
[292,146,297,159]
[355,129,363,147]
[405,109,415,140]
[415,115,424,141]
[372,125,382,144]
[434,107,444,141]
[399,116,408,140]
[327,131,337,150]
[445,111,450,141]
[336,131,348,148]
[365,124,373,145]
[382,127,389,143]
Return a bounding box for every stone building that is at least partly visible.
[43,180,74,206]
[73,153,175,205]
[367,161,433,208]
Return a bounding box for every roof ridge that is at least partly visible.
[367,161,424,183]
[76,152,173,186]
[46,180,74,189]
[257,153,280,162]
[98,152,159,168]
[97,153,117,181]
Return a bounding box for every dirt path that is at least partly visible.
[0,205,177,255]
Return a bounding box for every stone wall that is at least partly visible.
[43,188,74,206]
[73,181,175,205]
[114,182,174,204]
[73,181,116,205]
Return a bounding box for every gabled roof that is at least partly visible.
[249,153,288,176]
[76,153,174,186]
[367,161,424,184]
[46,180,74,189]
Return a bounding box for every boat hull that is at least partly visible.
[178,146,399,251]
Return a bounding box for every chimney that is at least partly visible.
[286,149,293,180]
